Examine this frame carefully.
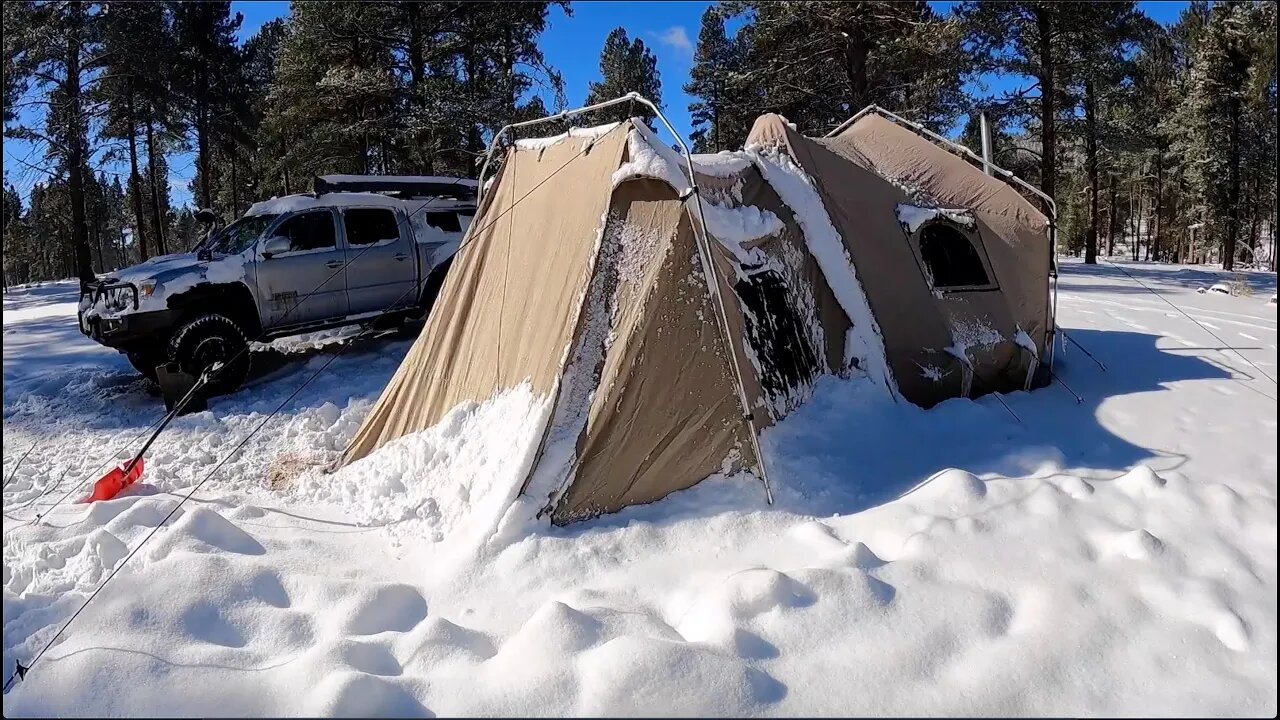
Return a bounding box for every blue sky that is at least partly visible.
[4,0,1191,210]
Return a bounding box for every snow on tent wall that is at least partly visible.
[742,143,900,401]
[605,123,840,422]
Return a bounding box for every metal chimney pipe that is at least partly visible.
[979,111,994,177]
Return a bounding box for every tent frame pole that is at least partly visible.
[826,104,1060,373]
[475,92,775,506]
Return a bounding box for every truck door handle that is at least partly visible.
[325,260,345,269]
[393,253,409,261]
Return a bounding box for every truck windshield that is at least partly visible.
[206,214,279,255]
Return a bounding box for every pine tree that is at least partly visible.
[1063,2,1145,264]
[2,184,24,290]
[2,1,29,124]
[686,7,749,152]
[237,19,287,204]
[5,0,105,283]
[959,1,1102,217]
[722,1,967,134]
[98,0,170,260]
[585,28,663,127]
[265,2,399,180]
[172,1,243,212]
[1178,0,1263,270]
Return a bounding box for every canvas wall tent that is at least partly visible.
[744,112,1054,406]
[339,98,1054,525]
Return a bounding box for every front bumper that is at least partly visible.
[78,280,178,349]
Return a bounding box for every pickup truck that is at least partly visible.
[78,175,477,395]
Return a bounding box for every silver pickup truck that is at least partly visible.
[78,175,477,395]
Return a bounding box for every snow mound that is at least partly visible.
[905,468,988,508]
[1113,464,1167,497]
[304,382,553,553]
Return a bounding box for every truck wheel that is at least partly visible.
[125,347,166,381]
[168,314,251,396]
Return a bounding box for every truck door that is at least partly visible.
[255,208,349,329]
[341,206,417,316]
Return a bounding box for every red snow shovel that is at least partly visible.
[84,363,219,503]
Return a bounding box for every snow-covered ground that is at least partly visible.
[3,260,1276,716]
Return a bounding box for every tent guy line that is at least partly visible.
[1102,258,1277,385]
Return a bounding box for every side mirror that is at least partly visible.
[195,208,220,225]
[261,235,291,259]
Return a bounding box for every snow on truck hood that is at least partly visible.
[92,252,250,315]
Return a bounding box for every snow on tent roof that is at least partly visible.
[312,174,478,199]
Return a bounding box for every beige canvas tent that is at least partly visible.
[744,111,1055,405]
[340,97,1054,524]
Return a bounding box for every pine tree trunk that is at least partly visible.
[126,90,150,262]
[1264,206,1274,270]
[66,4,96,285]
[407,1,425,169]
[1035,8,1057,216]
[1084,78,1098,265]
[91,199,104,273]
[230,152,239,218]
[198,103,212,210]
[712,80,722,151]
[1224,81,1241,271]
[1107,174,1118,256]
[1153,152,1164,262]
[843,28,869,113]
[1130,186,1139,261]
[1245,176,1257,265]
[146,118,167,255]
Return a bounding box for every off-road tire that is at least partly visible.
[168,313,251,396]
[125,346,165,382]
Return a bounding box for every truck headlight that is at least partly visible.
[139,280,157,297]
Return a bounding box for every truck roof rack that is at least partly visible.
[312,174,478,200]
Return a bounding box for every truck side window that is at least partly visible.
[425,211,461,233]
[344,208,400,246]
[277,210,337,252]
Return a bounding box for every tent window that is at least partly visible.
[426,211,461,233]
[918,223,991,289]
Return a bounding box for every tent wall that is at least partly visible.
[551,179,754,523]
[824,114,1053,356]
[342,127,630,465]
[697,166,849,422]
[747,114,1044,405]
[747,116,965,405]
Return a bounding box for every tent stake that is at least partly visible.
[1048,367,1085,404]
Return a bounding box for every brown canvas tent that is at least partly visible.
[743,111,1054,405]
[340,100,1054,524]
